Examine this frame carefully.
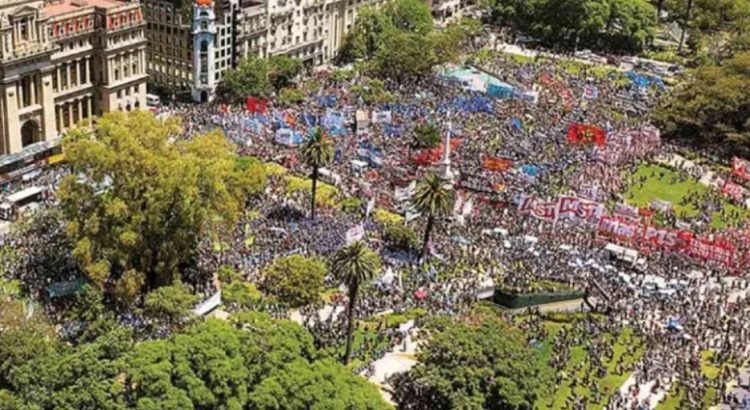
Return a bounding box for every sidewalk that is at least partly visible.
[362,322,420,404]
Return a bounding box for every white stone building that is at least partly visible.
[0,0,147,155]
[145,0,397,102]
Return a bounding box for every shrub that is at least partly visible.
[223,281,263,310]
[339,197,363,215]
[277,87,306,106]
[384,223,418,251]
[374,209,403,225]
[284,175,339,207]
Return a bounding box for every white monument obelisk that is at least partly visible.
[440,113,455,182]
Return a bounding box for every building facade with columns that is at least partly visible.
[0,0,147,156]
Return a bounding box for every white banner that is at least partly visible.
[372,110,392,124]
[346,224,365,244]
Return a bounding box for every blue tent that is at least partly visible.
[487,83,514,99]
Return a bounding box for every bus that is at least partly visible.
[0,186,46,220]
[0,139,62,183]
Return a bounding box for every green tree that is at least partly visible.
[411,122,442,150]
[300,127,334,221]
[217,55,272,102]
[248,358,392,410]
[384,223,419,252]
[486,0,656,52]
[338,6,395,62]
[391,310,545,409]
[143,281,199,332]
[412,173,455,259]
[655,52,750,156]
[58,111,251,304]
[223,281,263,310]
[372,31,439,82]
[123,320,252,409]
[260,254,326,308]
[277,87,306,106]
[605,0,658,51]
[0,326,132,410]
[268,56,303,90]
[350,77,395,104]
[331,241,381,364]
[384,0,433,35]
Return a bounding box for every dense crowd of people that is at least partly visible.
[4,48,750,408]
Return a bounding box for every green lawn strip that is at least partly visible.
[327,328,393,369]
[622,164,749,228]
[534,322,643,410]
[361,308,427,330]
[655,384,685,410]
[656,350,727,409]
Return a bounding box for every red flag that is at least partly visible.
[245,97,267,114]
[567,124,606,146]
[482,157,512,172]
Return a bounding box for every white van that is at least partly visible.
[318,167,342,186]
[0,186,45,220]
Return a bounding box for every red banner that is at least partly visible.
[567,124,606,146]
[516,194,747,268]
[557,196,603,225]
[482,157,512,172]
[598,217,640,243]
[245,97,268,114]
[688,238,736,267]
[641,226,692,251]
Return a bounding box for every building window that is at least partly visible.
[71,65,78,87]
[60,66,68,88]
[19,18,29,41]
[80,60,87,83]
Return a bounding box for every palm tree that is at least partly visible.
[331,241,381,364]
[412,173,455,259]
[299,127,334,221]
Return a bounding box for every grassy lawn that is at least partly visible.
[655,350,727,409]
[361,308,427,330]
[622,164,749,228]
[323,328,392,371]
[534,320,644,410]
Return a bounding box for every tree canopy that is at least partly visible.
[58,111,265,304]
[260,254,327,308]
[0,314,390,410]
[391,310,545,409]
[339,0,473,81]
[655,52,750,156]
[217,55,302,103]
[487,0,657,52]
